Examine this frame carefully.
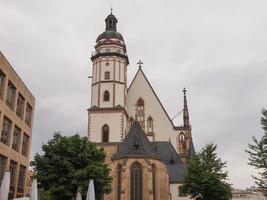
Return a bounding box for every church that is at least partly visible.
[87,11,195,200]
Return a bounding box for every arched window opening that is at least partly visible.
[147,116,153,133]
[135,98,145,129]
[130,162,142,200]
[102,124,109,143]
[179,132,185,143]
[104,71,110,80]
[129,117,134,127]
[117,164,122,200]
[152,164,157,200]
[103,91,110,102]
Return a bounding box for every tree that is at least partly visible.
[30,133,112,200]
[246,109,267,191]
[181,143,232,200]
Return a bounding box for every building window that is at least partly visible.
[102,124,109,143]
[21,133,30,157]
[179,132,185,142]
[104,71,110,80]
[103,91,110,102]
[117,164,122,200]
[9,160,17,199]
[105,62,109,66]
[12,126,21,152]
[147,116,153,133]
[0,155,7,184]
[0,70,5,98]
[106,48,111,53]
[130,162,142,200]
[152,164,157,200]
[25,103,32,126]
[1,117,12,145]
[16,94,25,119]
[17,165,26,195]
[6,81,16,109]
[135,98,145,129]
[129,117,134,128]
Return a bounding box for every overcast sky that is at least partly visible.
[1,0,267,189]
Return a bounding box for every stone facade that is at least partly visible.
[0,51,35,199]
[88,12,194,200]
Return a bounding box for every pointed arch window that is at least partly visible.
[135,98,145,129]
[147,116,153,133]
[117,164,122,200]
[130,162,142,200]
[152,164,157,200]
[103,91,110,101]
[179,132,185,143]
[129,117,134,128]
[102,124,109,143]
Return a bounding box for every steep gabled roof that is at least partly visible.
[128,68,183,130]
[112,121,159,160]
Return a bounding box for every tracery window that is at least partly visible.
[117,164,122,200]
[130,162,142,200]
[147,116,153,133]
[102,124,109,143]
[135,98,145,129]
[103,91,110,102]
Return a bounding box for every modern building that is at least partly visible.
[232,188,267,200]
[0,51,35,199]
[88,11,195,200]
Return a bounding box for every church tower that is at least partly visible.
[88,11,129,143]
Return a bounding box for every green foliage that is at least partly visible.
[30,133,112,200]
[182,143,232,200]
[246,109,267,190]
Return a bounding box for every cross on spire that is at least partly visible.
[137,60,143,68]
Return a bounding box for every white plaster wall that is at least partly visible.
[126,69,179,149]
[91,84,98,107]
[88,112,125,142]
[170,184,193,200]
[115,84,126,107]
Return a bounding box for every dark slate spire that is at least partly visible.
[112,121,159,160]
[183,88,190,129]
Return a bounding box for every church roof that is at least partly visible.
[112,121,160,160]
[96,12,124,42]
[112,121,188,183]
[153,142,187,183]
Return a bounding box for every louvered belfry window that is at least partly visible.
[130,162,142,200]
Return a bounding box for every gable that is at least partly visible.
[126,68,177,142]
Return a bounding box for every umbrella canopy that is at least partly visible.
[76,187,82,200]
[0,171,10,200]
[30,179,38,200]
[86,180,95,200]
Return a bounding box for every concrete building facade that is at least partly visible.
[0,51,35,199]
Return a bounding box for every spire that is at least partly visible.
[183,88,190,129]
